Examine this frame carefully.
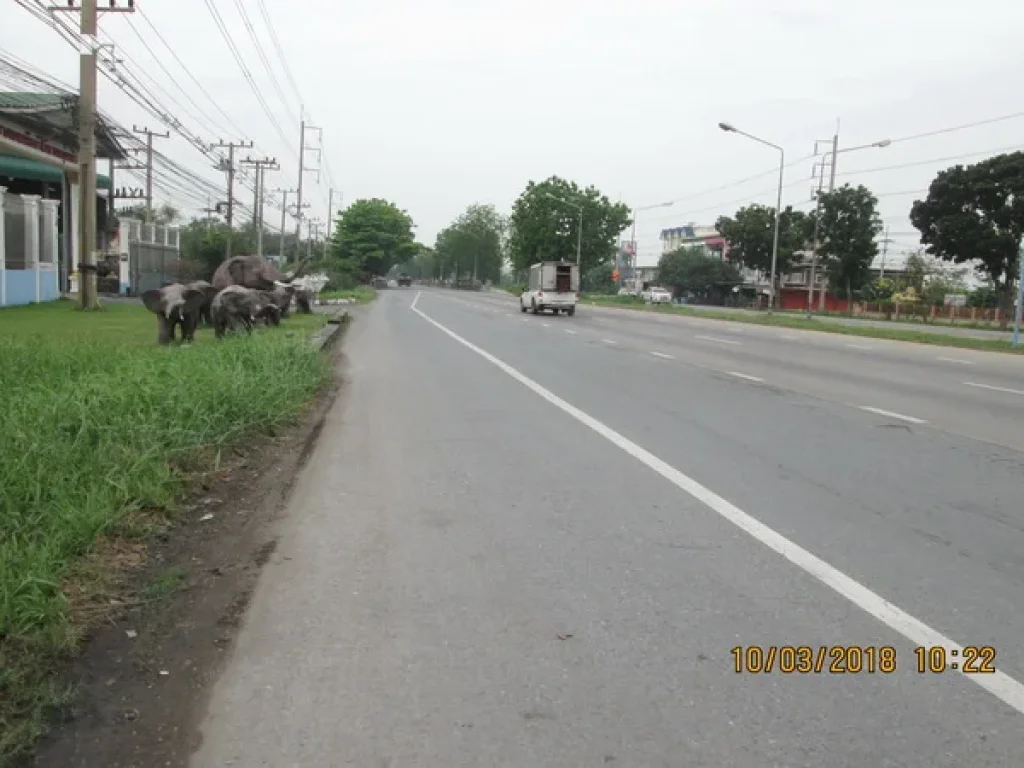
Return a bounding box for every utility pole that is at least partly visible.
[239,156,279,259]
[272,188,297,262]
[211,139,253,259]
[807,137,834,317]
[53,0,135,309]
[879,224,891,278]
[132,124,169,217]
[324,189,340,260]
[295,119,322,248]
[202,197,218,230]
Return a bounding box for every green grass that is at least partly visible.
[0,299,332,761]
[319,286,377,304]
[579,295,1024,354]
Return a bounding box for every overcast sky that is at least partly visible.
[5,0,1024,267]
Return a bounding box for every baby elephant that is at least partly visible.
[142,283,206,344]
[186,280,219,327]
[211,285,279,338]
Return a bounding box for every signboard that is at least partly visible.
[943,294,967,307]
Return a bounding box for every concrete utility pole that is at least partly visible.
[132,124,169,217]
[202,197,218,230]
[239,156,279,259]
[807,137,834,317]
[273,188,297,262]
[211,139,253,259]
[295,119,322,247]
[54,0,135,309]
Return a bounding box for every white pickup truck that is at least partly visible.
[520,261,579,316]
[642,286,673,305]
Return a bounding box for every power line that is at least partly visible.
[135,7,249,139]
[201,0,298,159]
[836,144,1024,179]
[889,111,1024,146]
[229,0,299,123]
[254,0,305,110]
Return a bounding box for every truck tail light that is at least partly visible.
[538,290,544,297]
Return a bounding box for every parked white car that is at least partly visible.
[642,286,673,304]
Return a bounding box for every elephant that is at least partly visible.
[293,287,314,314]
[211,254,310,293]
[185,280,219,327]
[211,285,279,339]
[141,283,206,345]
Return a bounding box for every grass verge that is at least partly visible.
[320,286,377,304]
[0,300,332,761]
[580,295,1023,354]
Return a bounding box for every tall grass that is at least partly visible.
[320,285,377,304]
[0,301,331,758]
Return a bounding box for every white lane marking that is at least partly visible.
[602,339,617,345]
[727,371,764,383]
[522,318,530,322]
[651,351,674,359]
[410,292,1024,715]
[859,406,927,424]
[565,329,577,335]
[541,322,551,328]
[695,334,741,346]
[964,381,1024,396]
[938,357,974,365]
[781,334,799,341]
[846,343,873,351]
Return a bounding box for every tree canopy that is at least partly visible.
[434,204,506,284]
[507,176,631,274]
[328,198,418,285]
[715,204,812,278]
[910,151,1024,321]
[816,184,883,302]
[657,247,742,304]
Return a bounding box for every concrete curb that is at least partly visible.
[310,310,350,352]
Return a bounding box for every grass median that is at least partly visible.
[0,300,332,760]
[580,295,1024,354]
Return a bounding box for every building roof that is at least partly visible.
[0,154,112,189]
[0,92,129,160]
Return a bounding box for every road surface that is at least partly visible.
[193,288,1024,767]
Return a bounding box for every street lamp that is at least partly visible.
[542,191,584,274]
[629,201,673,290]
[719,122,785,312]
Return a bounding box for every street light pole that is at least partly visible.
[719,122,784,312]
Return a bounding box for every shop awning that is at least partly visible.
[0,154,111,190]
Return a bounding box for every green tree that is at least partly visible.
[434,204,506,285]
[910,151,1024,328]
[816,184,883,306]
[715,204,812,281]
[328,198,418,284]
[178,220,257,279]
[507,176,631,275]
[901,252,933,294]
[657,246,743,304]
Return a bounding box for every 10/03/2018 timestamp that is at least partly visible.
[731,645,997,674]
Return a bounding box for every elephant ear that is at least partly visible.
[141,289,163,314]
[182,288,206,314]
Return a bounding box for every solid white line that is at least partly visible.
[859,406,927,424]
[695,334,741,346]
[938,357,974,365]
[727,371,764,383]
[964,381,1024,396]
[602,339,617,345]
[565,329,577,335]
[650,351,674,359]
[411,294,1024,715]
[846,343,873,351]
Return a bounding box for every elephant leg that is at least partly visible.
[157,316,173,345]
[182,313,199,343]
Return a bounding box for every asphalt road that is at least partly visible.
[193,288,1024,767]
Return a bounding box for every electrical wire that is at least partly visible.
[229,0,299,123]
[888,111,1024,145]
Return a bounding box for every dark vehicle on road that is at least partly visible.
[397,274,412,287]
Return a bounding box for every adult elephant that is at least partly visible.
[211,254,309,293]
